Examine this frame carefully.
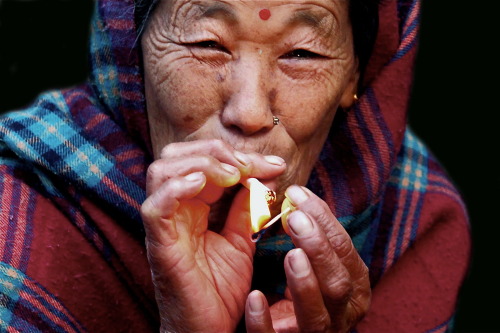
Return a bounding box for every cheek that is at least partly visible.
[275,74,339,143]
[146,59,223,130]
[272,69,343,186]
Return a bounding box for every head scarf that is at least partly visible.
[0,0,467,331]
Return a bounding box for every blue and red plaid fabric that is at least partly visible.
[0,262,85,332]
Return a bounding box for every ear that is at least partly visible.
[339,59,360,109]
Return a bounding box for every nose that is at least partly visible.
[221,57,274,136]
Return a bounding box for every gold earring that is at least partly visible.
[353,94,359,103]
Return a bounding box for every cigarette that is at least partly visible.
[251,206,291,242]
[241,178,276,205]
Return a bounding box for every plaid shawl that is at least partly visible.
[0,0,470,332]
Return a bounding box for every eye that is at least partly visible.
[281,49,323,59]
[188,41,229,53]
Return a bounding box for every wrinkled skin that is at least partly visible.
[140,0,370,331]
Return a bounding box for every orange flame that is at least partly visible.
[243,178,276,233]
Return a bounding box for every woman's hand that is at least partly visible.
[245,186,371,333]
[140,139,286,333]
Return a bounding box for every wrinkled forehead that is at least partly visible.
[164,0,343,9]
[156,0,348,34]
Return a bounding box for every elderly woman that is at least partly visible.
[0,0,470,332]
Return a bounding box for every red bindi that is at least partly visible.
[259,9,271,21]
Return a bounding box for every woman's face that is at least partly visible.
[142,0,358,189]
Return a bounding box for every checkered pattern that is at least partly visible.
[0,95,144,216]
[0,263,84,332]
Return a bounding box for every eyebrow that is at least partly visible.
[198,2,238,24]
[286,10,333,37]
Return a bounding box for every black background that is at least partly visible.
[0,1,498,332]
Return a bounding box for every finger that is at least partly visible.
[141,173,212,288]
[244,153,286,180]
[141,172,207,246]
[160,139,249,168]
[159,139,286,179]
[245,290,275,333]
[284,185,368,284]
[286,185,372,316]
[146,155,241,196]
[287,210,352,330]
[284,248,331,331]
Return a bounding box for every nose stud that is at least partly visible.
[273,116,280,126]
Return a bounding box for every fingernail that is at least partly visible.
[248,291,265,313]
[289,248,310,276]
[185,172,204,181]
[264,155,285,166]
[286,185,309,206]
[221,163,238,174]
[288,211,313,236]
[234,151,251,166]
